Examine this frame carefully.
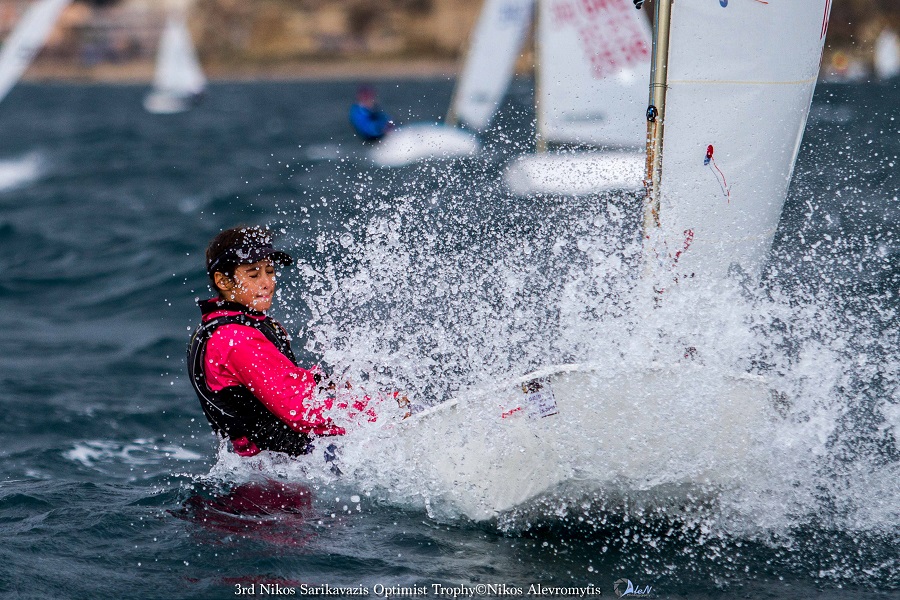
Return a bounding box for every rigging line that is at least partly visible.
[704,145,731,201]
[707,158,731,201]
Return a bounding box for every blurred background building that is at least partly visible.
[0,0,897,82]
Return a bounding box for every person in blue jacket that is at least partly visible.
[349,85,393,141]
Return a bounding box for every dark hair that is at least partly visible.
[205,225,273,291]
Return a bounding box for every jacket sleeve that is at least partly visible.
[207,324,344,436]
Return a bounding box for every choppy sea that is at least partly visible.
[0,76,897,599]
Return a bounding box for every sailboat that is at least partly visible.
[349,0,831,521]
[143,8,206,115]
[0,0,69,189]
[0,0,72,106]
[368,0,533,167]
[502,0,651,196]
[874,28,900,81]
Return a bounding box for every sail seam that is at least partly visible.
[686,226,780,244]
[668,77,818,86]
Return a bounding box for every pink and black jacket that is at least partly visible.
[187,299,344,457]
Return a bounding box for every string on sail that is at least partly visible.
[704,144,731,203]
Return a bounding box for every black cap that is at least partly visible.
[207,243,293,277]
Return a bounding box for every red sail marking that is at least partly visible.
[551,0,649,79]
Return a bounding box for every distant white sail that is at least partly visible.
[537,0,651,147]
[874,28,900,80]
[154,11,205,97]
[651,0,831,281]
[450,0,534,130]
[144,10,205,114]
[0,0,71,104]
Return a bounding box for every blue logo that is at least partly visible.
[614,579,654,598]
[720,0,728,6]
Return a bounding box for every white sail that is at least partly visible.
[537,0,651,147]
[0,0,71,104]
[651,0,831,281]
[144,10,205,113]
[874,28,900,80]
[451,0,534,130]
[154,11,205,97]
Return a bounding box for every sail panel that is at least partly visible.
[0,0,72,104]
[538,0,651,147]
[452,0,534,131]
[874,28,900,80]
[154,12,206,97]
[657,0,830,280]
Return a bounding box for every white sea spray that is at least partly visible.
[269,158,898,547]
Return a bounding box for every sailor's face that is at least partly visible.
[226,259,276,311]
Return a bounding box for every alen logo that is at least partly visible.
[613,578,654,598]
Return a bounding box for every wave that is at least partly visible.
[65,439,203,474]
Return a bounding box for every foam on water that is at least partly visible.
[66,439,203,473]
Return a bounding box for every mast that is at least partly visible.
[445,99,459,127]
[534,0,546,153]
[642,0,673,235]
[445,38,465,126]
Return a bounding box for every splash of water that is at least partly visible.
[208,152,900,586]
[294,158,891,513]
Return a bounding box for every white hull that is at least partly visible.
[369,123,480,167]
[143,91,197,115]
[503,151,644,196]
[366,363,776,521]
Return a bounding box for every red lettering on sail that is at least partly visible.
[551,0,650,79]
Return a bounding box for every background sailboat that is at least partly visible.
[874,27,900,80]
[143,8,206,115]
[503,0,651,195]
[0,0,69,189]
[0,0,72,106]
[369,0,533,167]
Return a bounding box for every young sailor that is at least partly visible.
[349,85,393,141]
[188,225,378,457]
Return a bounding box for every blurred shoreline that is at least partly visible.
[6,0,900,86]
[23,57,462,84]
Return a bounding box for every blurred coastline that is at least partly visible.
[4,0,900,83]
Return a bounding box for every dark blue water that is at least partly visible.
[0,77,897,599]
